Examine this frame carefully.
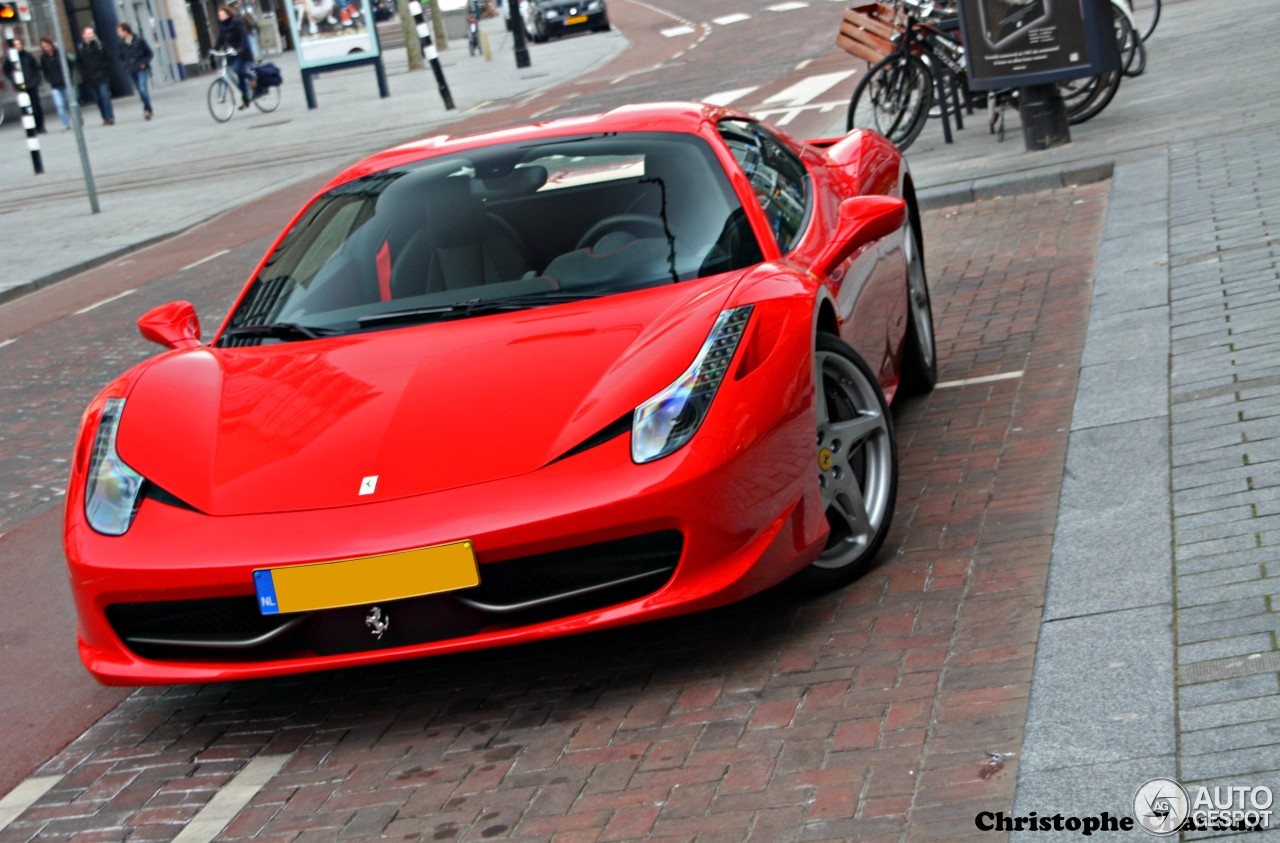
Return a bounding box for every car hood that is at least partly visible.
[115,277,739,517]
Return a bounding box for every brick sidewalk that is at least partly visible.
[0,183,1108,843]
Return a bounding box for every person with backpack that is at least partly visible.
[116,23,153,120]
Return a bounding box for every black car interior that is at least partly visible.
[229,133,764,337]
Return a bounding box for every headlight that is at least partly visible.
[632,305,753,464]
[544,8,559,18]
[85,398,147,536]
[586,0,601,9]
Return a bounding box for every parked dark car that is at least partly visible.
[523,0,608,42]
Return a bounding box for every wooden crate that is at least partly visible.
[837,2,902,64]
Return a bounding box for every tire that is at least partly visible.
[898,212,937,395]
[208,77,235,123]
[847,54,932,152]
[787,333,898,592]
[1125,0,1159,41]
[1063,69,1122,124]
[252,84,280,113]
[1112,1,1143,77]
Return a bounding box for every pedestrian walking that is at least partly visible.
[232,1,261,59]
[77,26,114,125]
[116,23,153,120]
[214,5,254,109]
[3,37,45,133]
[38,36,72,130]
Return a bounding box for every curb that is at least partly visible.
[918,160,1115,210]
[0,232,182,309]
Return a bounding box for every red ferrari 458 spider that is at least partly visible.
[64,103,936,685]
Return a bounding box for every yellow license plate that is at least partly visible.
[566,14,588,23]
[253,541,478,615]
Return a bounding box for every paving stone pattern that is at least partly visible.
[0,186,1107,842]
[1168,129,1280,807]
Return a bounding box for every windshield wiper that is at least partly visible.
[219,322,338,343]
[357,291,602,328]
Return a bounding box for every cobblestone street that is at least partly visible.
[0,187,1108,842]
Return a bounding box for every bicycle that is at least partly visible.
[207,48,280,122]
[468,3,480,56]
[845,0,1129,151]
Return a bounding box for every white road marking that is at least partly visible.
[180,248,230,271]
[767,1,809,10]
[0,775,61,832]
[712,13,751,25]
[702,86,760,106]
[170,755,289,843]
[935,371,1025,389]
[763,70,856,106]
[794,58,813,70]
[660,24,695,36]
[73,289,137,315]
[752,98,846,126]
[464,100,493,112]
[0,338,14,349]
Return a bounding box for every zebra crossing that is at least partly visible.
[701,67,857,133]
[659,0,850,36]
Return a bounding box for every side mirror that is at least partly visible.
[811,195,907,278]
[137,301,202,350]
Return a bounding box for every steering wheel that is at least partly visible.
[575,215,671,252]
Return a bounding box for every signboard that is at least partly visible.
[957,0,1120,90]
[283,0,380,69]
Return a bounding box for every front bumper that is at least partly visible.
[65,315,825,685]
[541,8,607,36]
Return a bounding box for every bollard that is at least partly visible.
[1018,83,1070,151]
[4,25,43,174]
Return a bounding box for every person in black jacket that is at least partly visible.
[214,5,253,109]
[38,36,71,130]
[77,26,114,125]
[116,22,153,119]
[3,37,45,133]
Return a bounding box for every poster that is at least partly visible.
[958,0,1116,90]
[284,0,380,68]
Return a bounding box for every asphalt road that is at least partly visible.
[0,0,869,799]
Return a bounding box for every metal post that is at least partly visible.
[5,26,43,174]
[45,0,99,210]
[408,0,453,109]
[510,0,529,68]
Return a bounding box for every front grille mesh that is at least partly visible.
[106,530,683,662]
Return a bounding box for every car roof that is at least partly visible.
[324,101,744,190]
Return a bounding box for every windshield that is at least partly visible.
[220,132,761,344]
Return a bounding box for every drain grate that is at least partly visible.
[1178,650,1280,685]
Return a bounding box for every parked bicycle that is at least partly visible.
[468,0,481,56]
[207,48,281,123]
[843,0,1142,152]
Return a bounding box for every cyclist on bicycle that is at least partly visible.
[215,4,254,109]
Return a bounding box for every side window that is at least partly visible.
[717,119,810,253]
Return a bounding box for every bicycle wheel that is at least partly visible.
[1061,69,1122,124]
[253,85,280,113]
[208,77,235,122]
[847,54,933,152]
[1123,0,1159,41]
[1111,0,1143,77]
